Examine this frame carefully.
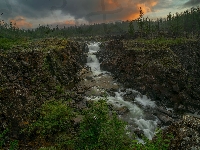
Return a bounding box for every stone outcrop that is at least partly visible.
[96,38,200,149]
[96,39,200,114]
[164,115,200,150]
[0,38,88,141]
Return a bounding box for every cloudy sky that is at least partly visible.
[0,0,199,29]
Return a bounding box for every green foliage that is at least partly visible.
[55,85,65,94]
[55,132,76,150]
[0,128,9,148]
[0,37,30,50]
[0,129,19,150]
[76,99,131,150]
[137,7,145,36]
[136,37,188,46]
[0,38,19,50]
[0,6,199,39]
[9,140,19,150]
[23,98,173,150]
[129,21,135,35]
[131,129,173,150]
[26,99,75,138]
[127,6,200,39]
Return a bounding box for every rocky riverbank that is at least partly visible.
[1,37,200,149]
[0,38,89,148]
[96,38,200,114]
[96,38,200,149]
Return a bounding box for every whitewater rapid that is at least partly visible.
[85,42,159,140]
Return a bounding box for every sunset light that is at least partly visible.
[0,0,198,28]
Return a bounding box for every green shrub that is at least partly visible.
[9,140,19,150]
[27,99,75,138]
[0,129,19,150]
[131,129,173,150]
[76,99,131,150]
[0,37,31,50]
[55,132,76,150]
[24,98,173,150]
[0,128,9,148]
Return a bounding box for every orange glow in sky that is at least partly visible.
[103,0,158,21]
[9,16,32,28]
[64,20,75,25]
[107,0,114,5]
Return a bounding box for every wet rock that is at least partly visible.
[79,68,88,76]
[73,115,83,127]
[157,113,173,125]
[108,91,115,97]
[86,76,93,80]
[116,106,129,115]
[125,90,132,95]
[172,84,180,93]
[21,60,30,67]
[144,114,157,121]
[120,88,126,92]
[156,106,173,117]
[164,114,200,150]
[178,104,186,111]
[76,101,87,110]
[97,73,103,76]
[134,129,144,138]
[123,95,133,102]
[96,39,200,115]
[75,94,83,102]
[77,88,85,94]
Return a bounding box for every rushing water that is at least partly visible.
[84,42,159,140]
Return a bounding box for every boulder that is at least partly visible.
[133,129,144,138]
[157,113,173,125]
[116,106,129,115]
[156,106,173,117]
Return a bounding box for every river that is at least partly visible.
[79,42,165,140]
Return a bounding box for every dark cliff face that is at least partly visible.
[0,38,87,141]
[96,39,200,114]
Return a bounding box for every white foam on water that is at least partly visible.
[85,96,100,101]
[107,92,143,118]
[86,56,102,75]
[166,107,173,112]
[88,42,100,51]
[134,118,157,140]
[107,92,158,140]
[135,95,156,108]
[86,43,102,75]
[85,42,159,140]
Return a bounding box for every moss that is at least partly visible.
[0,38,30,50]
[1,37,69,53]
[123,37,198,51]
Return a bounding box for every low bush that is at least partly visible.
[0,128,19,150]
[76,99,131,150]
[131,129,173,150]
[26,99,75,139]
[25,99,173,150]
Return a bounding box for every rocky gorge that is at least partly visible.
[0,38,89,149]
[95,38,200,149]
[0,36,200,149]
[96,38,200,113]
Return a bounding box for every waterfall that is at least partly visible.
[84,42,159,140]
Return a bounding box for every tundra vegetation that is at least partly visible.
[0,6,199,150]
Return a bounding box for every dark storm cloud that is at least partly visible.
[183,0,200,8]
[0,0,160,27]
[0,0,98,19]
